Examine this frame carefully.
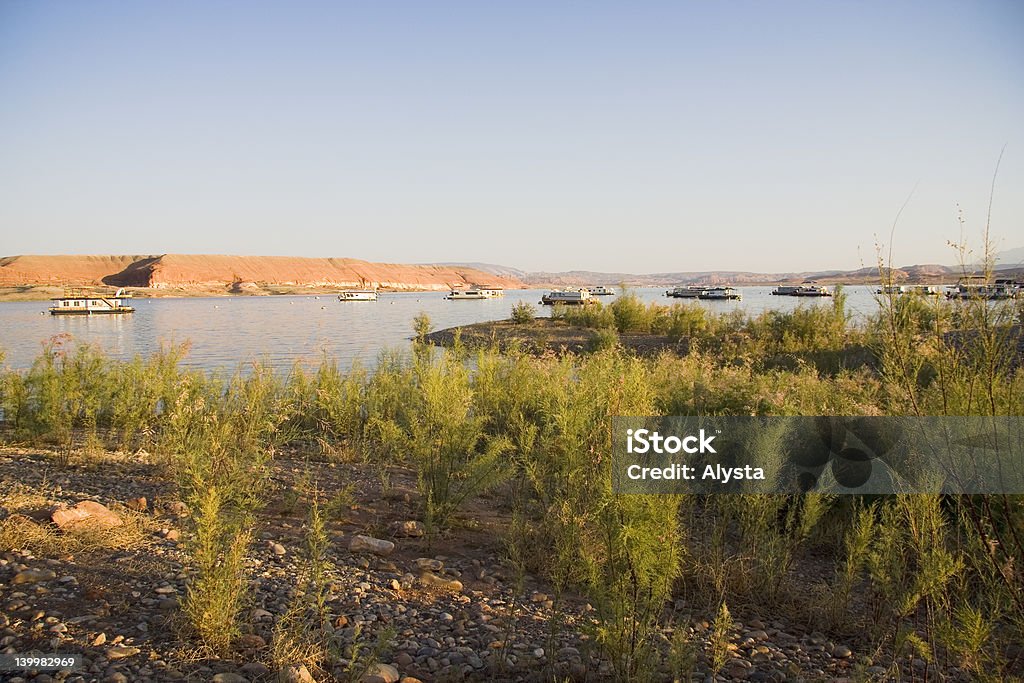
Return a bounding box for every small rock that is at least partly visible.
[349,535,395,556]
[279,664,315,683]
[237,634,266,649]
[93,632,107,646]
[725,660,750,679]
[124,497,147,512]
[832,644,853,659]
[530,592,548,603]
[165,501,189,516]
[106,644,140,659]
[391,520,425,538]
[418,571,463,592]
[413,558,443,572]
[164,529,181,542]
[241,662,271,676]
[361,663,400,683]
[12,568,57,584]
[51,501,122,530]
[212,675,249,683]
[268,541,287,556]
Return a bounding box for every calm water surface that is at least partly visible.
[0,287,885,372]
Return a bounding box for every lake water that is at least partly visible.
[0,286,886,372]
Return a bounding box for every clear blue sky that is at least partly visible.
[1,1,1022,273]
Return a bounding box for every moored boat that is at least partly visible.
[945,278,1018,300]
[338,289,378,301]
[583,286,614,296]
[876,284,942,296]
[540,289,593,305]
[49,288,135,315]
[666,285,705,298]
[791,284,832,297]
[446,289,488,300]
[772,281,831,297]
[446,287,503,300]
[698,286,741,300]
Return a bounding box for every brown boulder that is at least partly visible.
[51,501,123,530]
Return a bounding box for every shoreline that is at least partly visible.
[0,284,527,303]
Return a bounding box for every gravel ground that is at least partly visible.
[0,447,980,682]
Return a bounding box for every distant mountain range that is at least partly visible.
[447,248,1024,287]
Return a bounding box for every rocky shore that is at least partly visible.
[0,448,974,682]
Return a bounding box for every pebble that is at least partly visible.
[279,664,315,683]
[12,568,57,584]
[391,520,425,537]
[361,663,400,683]
[418,571,463,591]
[832,644,853,658]
[212,674,249,683]
[106,645,140,659]
[349,534,396,556]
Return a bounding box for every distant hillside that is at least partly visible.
[430,262,529,280]
[0,254,522,293]
[517,267,927,287]
[519,262,1023,287]
[995,246,1024,269]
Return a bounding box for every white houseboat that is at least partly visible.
[876,284,942,296]
[699,286,741,300]
[946,278,1018,300]
[445,287,503,300]
[772,281,831,297]
[50,288,135,316]
[666,285,706,298]
[774,282,831,296]
[584,286,614,296]
[540,289,593,305]
[338,289,378,301]
[791,284,832,297]
[446,290,488,300]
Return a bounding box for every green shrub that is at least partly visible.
[510,301,536,324]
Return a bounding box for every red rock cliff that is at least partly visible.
[0,254,521,291]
